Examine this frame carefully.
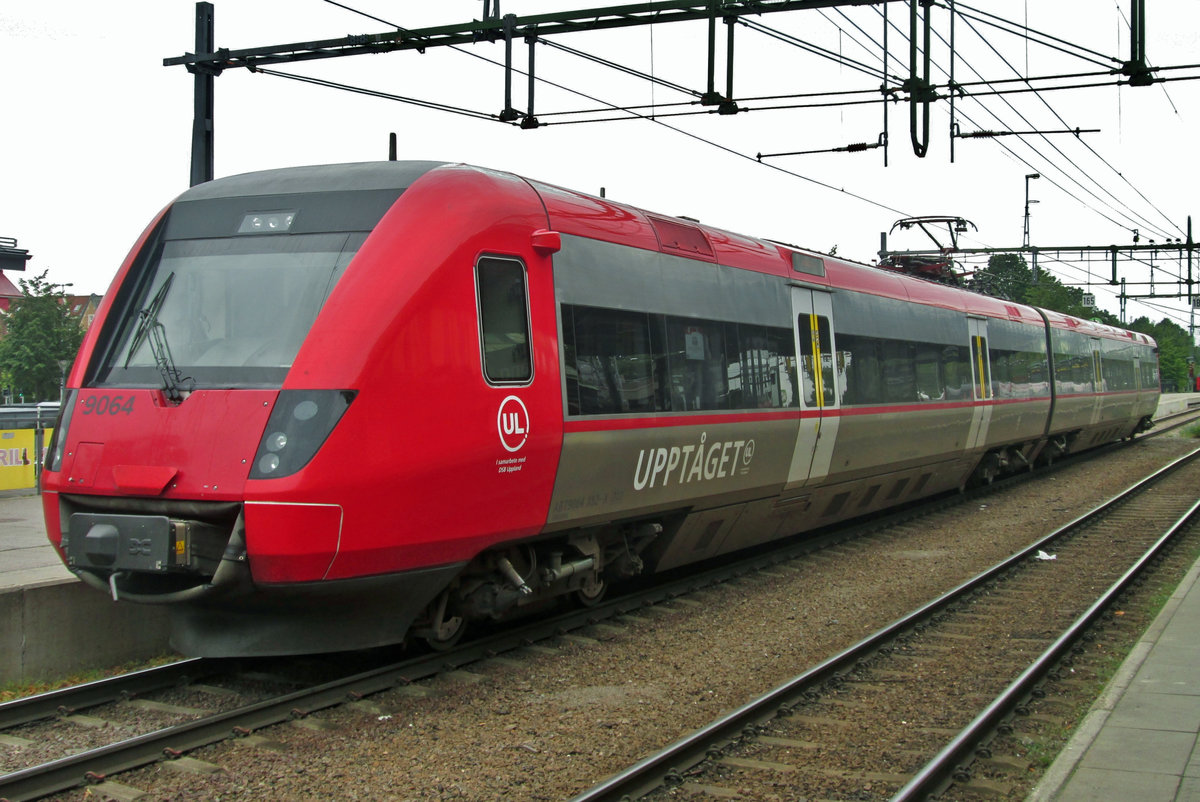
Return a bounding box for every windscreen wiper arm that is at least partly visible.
[148,318,191,403]
[124,272,176,369]
[123,272,191,402]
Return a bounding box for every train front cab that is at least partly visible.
[41,162,548,656]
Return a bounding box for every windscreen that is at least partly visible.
[95,232,364,389]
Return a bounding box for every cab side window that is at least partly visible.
[476,257,532,384]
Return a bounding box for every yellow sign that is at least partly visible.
[0,429,37,491]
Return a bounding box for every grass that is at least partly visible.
[1182,422,1200,439]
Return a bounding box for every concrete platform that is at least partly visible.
[0,493,72,591]
[1157,392,1200,418]
[0,493,172,683]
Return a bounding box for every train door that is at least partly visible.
[787,288,840,488]
[965,317,993,451]
[1090,337,1104,424]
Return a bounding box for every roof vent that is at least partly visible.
[647,216,714,261]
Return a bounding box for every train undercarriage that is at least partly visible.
[410,522,662,649]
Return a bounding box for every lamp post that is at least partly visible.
[57,360,69,404]
[1023,173,1040,248]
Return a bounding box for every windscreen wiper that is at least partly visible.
[123,272,192,403]
[124,273,175,369]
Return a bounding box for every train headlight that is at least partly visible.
[44,389,78,473]
[237,210,297,234]
[248,390,356,480]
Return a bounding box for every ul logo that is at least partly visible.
[498,395,529,453]
[128,538,152,556]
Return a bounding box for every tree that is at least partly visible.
[973,252,1122,324]
[970,253,1031,302]
[971,252,1193,387]
[1127,316,1196,393]
[0,270,84,402]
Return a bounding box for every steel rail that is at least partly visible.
[0,528,864,802]
[1147,404,1200,434]
[893,492,1200,800]
[0,628,561,802]
[0,658,213,730]
[568,445,1200,802]
[2,432,1187,801]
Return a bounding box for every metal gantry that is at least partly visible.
[880,216,1197,322]
[165,1,1170,184]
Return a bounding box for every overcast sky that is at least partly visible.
[1,1,1197,329]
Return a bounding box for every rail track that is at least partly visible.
[2,424,1198,801]
[570,445,1200,801]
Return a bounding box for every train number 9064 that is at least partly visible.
[80,395,136,416]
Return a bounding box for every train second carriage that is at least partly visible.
[41,161,1159,656]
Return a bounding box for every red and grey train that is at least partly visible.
[42,161,1159,656]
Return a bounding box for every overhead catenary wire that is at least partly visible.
[743,5,1190,267]
[810,3,1187,247]
[315,0,1187,251]
[900,9,1183,254]
[304,0,1188,324]
[740,17,892,82]
[537,38,704,100]
[952,1,1120,69]
[868,5,1181,244]
[251,67,500,122]
[301,0,917,220]
[952,10,1184,240]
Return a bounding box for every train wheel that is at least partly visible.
[575,573,607,607]
[421,590,467,651]
[971,453,999,486]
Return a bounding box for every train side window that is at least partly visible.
[476,257,532,384]
[733,324,797,409]
[561,302,795,416]
[667,317,729,411]
[1140,352,1159,389]
[838,333,882,406]
[567,306,657,414]
[1101,342,1137,391]
[883,340,917,402]
[942,344,971,399]
[914,344,942,401]
[774,329,800,408]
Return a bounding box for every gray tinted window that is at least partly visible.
[477,257,532,384]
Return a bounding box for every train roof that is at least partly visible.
[514,167,1154,346]
[517,169,1061,331]
[178,161,447,202]
[1038,307,1157,345]
[168,161,1154,348]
